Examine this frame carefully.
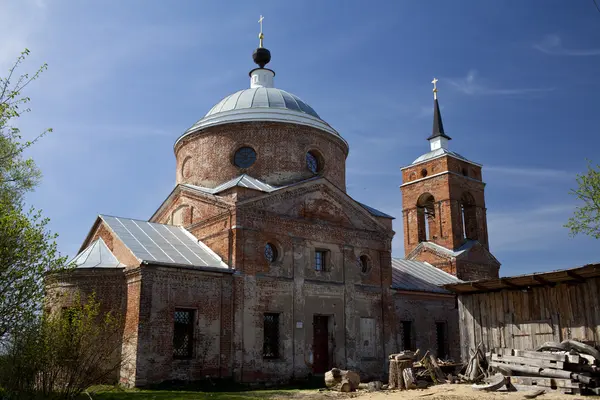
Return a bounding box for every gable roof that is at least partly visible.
[97,215,228,270]
[391,258,461,294]
[183,174,278,195]
[69,238,123,268]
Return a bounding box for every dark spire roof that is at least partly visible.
[427,98,452,141]
[252,47,271,68]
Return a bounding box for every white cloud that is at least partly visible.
[486,165,575,180]
[488,204,574,252]
[448,70,554,96]
[534,34,600,56]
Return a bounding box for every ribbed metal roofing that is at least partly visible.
[70,238,123,268]
[99,215,228,269]
[183,174,277,195]
[206,88,320,119]
[391,258,461,294]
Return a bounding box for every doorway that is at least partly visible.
[313,315,330,373]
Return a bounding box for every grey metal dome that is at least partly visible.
[206,87,321,119]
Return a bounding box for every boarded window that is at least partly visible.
[360,317,376,358]
[436,322,447,360]
[401,320,414,351]
[173,309,194,359]
[263,313,280,359]
[315,250,327,271]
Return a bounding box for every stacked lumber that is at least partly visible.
[489,340,600,395]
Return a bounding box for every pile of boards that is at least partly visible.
[388,350,461,389]
[489,339,600,395]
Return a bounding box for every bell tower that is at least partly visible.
[400,79,500,281]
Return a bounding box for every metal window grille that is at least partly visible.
[173,309,194,359]
[315,251,326,271]
[263,313,280,359]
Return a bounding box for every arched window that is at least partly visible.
[416,193,437,242]
[460,192,478,240]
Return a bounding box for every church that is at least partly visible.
[46,25,500,387]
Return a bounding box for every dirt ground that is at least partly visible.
[284,384,597,400]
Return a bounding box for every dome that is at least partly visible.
[179,87,341,142]
[176,67,344,145]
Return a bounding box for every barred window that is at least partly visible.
[315,250,327,271]
[173,309,194,359]
[263,313,280,359]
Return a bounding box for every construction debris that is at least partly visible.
[324,368,360,392]
[488,339,600,395]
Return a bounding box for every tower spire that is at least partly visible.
[427,78,452,150]
[250,15,274,88]
[258,15,264,48]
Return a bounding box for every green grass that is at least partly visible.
[87,386,307,400]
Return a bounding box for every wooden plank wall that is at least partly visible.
[457,278,600,362]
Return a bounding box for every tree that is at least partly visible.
[565,161,600,239]
[0,292,129,398]
[0,50,67,339]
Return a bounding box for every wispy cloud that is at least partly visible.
[448,70,554,96]
[534,34,600,56]
[488,204,574,252]
[486,165,575,180]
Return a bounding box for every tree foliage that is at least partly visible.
[0,50,66,339]
[565,161,600,239]
[0,292,129,399]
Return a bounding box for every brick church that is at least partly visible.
[47,31,500,386]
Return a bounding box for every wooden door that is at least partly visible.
[313,315,329,373]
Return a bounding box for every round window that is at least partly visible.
[306,151,320,174]
[234,147,257,168]
[358,255,371,274]
[264,243,278,263]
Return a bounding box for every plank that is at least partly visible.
[458,296,468,362]
[583,280,595,341]
[509,376,581,389]
[590,278,600,343]
[513,349,568,362]
[492,354,564,369]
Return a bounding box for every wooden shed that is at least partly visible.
[443,263,600,362]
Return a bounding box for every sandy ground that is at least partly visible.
[282,384,597,400]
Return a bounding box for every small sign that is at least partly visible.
[296,321,303,329]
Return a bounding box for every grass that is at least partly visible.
[86,386,308,400]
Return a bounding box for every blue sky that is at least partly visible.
[3,0,599,276]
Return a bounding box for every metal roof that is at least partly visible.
[69,238,123,268]
[412,148,473,165]
[444,263,600,294]
[182,175,394,220]
[391,258,461,294]
[357,202,394,219]
[99,215,228,269]
[206,88,321,119]
[183,174,277,195]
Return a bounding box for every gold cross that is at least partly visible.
[258,15,265,47]
[432,77,439,99]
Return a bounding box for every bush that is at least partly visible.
[0,293,128,399]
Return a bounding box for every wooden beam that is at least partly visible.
[500,278,521,289]
[566,270,585,283]
[470,282,488,291]
[532,274,554,286]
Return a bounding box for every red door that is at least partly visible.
[313,315,329,373]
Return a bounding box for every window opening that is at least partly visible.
[264,243,277,263]
[359,255,370,274]
[263,313,280,359]
[306,151,320,174]
[436,321,447,360]
[173,309,194,358]
[234,147,257,168]
[315,250,327,271]
[401,320,413,351]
